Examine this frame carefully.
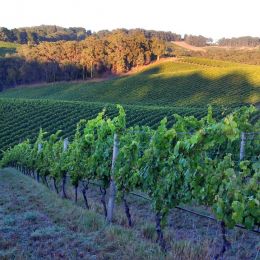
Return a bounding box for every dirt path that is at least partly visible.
[123,57,179,76]
[172,41,207,52]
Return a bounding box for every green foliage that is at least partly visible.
[1,98,224,155]
[1,105,259,233]
[184,34,211,47]
[115,125,153,197]
[0,25,89,44]
[0,30,169,88]
[138,118,189,222]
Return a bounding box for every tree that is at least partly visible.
[151,37,166,61]
[0,27,16,42]
[81,36,105,78]
[184,34,211,47]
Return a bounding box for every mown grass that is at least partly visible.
[0,41,20,57]
[0,168,165,259]
[1,58,259,106]
[1,168,259,259]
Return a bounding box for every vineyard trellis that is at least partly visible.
[1,98,229,155]
[0,105,259,259]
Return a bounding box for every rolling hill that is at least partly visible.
[0,57,259,153]
[1,58,259,106]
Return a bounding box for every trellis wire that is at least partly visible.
[84,180,260,235]
[128,192,260,234]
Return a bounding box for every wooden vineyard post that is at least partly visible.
[107,133,119,223]
[36,143,42,182]
[38,143,42,152]
[62,138,69,198]
[63,138,69,151]
[239,132,246,161]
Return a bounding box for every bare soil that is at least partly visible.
[172,41,207,52]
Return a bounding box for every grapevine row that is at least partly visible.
[1,104,259,258]
[0,98,234,156]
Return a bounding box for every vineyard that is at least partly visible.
[0,98,236,155]
[1,0,260,257]
[1,105,259,259]
[1,58,259,106]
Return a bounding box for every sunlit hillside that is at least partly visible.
[1,58,259,106]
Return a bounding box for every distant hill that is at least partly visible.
[1,57,259,107]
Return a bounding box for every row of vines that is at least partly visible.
[0,98,232,155]
[1,104,259,259]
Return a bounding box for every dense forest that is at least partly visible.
[0,29,171,90]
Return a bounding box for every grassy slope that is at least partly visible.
[1,58,259,106]
[0,168,164,259]
[1,168,259,259]
[0,41,20,57]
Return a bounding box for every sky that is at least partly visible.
[1,0,259,40]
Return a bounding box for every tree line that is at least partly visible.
[0,25,91,44]
[0,30,169,90]
[183,35,260,48]
[218,36,260,47]
[189,47,260,65]
[0,25,181,44]
[1,25,259,48]
[184,34,213,47]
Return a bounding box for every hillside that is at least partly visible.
[0,58,259,154]
[1,164,259,259]
[1,58,259,106]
